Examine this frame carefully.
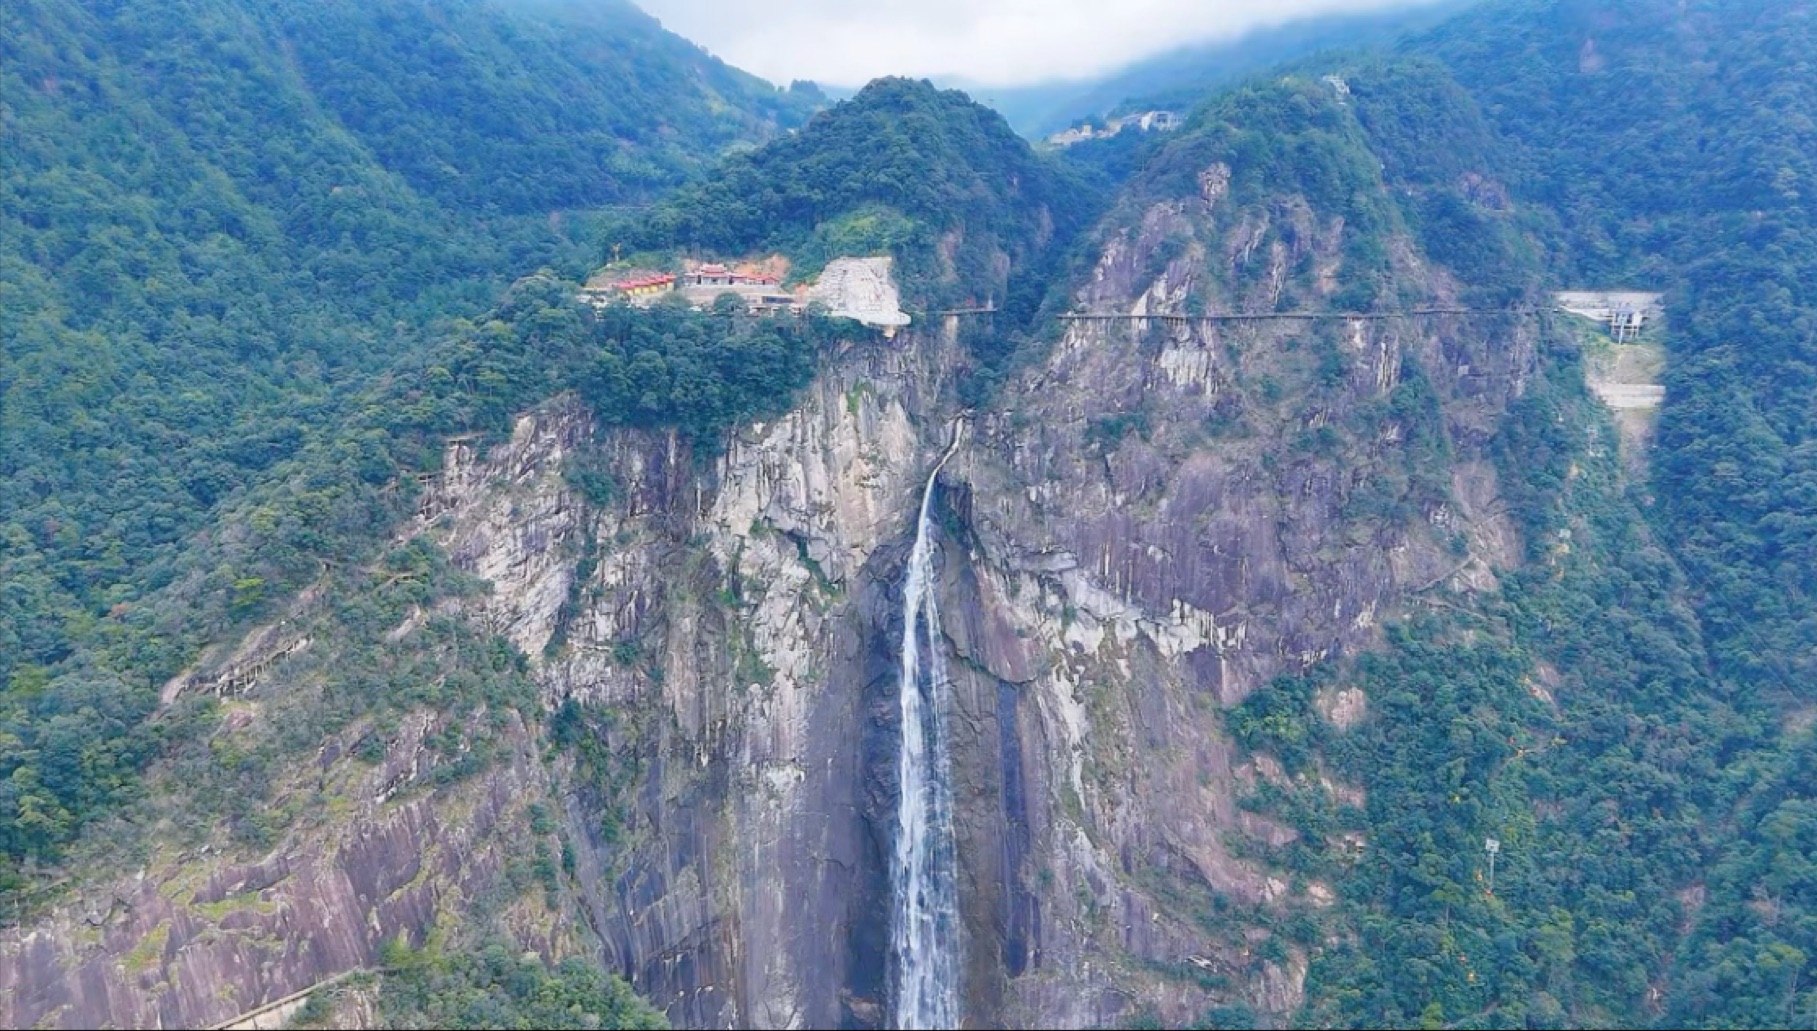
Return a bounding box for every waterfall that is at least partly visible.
[891,426,964,1030]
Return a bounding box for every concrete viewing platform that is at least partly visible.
[1555,290,1664,342]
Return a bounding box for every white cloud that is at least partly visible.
[632,0,1434,87]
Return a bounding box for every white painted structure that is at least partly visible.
[808,256,912,330]
[1555,291,1664,342]
[1046,110,1180,147]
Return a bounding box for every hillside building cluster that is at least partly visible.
[581,260,793,313]
[605,272,675,300]
[1045,110,1180,148]
[579,256,911,333]
[676,262,798,313]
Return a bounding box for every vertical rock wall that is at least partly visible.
[433,327,964,1028]
[3,177,1540,1031]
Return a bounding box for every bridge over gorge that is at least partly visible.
[903,304,1546,324]
[709,303,1552,326]
[883,305,1556,357]
[911,305,1001,317]
[1054,306,1544,324]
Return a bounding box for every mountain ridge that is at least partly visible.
[939,0,1472,138]
[4,1,1817,1028]
[0,0,813,885]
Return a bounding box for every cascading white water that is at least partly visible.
[891,428,964,1030]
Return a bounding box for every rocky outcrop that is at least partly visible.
[0,412,608,1031]
[2,141,1538,1031]
[459,326,966,1028]
[809,256,913,329]
[916,187,1530,1024]
[0,708,576,1029]
[434,164,1531,1027]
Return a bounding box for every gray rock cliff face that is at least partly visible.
[1,162,1537,1029]
[426,166,1533,1026]
[0,707,581,1029]
[922,186,1532,1025]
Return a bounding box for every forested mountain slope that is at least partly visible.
[0,0,809,885]
[1419,0,1816,706]
[0,71,1086,1028]
[4,1,1817,1029]
[255,0,816,213]
[633,80,1101,308]
[1408,4,1817,1024]
[1217,3,1817,1026]
[969,0,1470,138]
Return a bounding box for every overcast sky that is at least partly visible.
[633,0,1435,88]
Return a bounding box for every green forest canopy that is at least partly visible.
[0,0,816,893]
[4,1,1817,1028]
[0,0,811,685]
[627,77,1107,326]
[1208,2,1817,1027]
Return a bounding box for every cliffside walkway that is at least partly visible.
[913,305,999,317]
[206,968,375,1030]
[1056,306,1541,324]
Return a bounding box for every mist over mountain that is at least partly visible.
[946,0,1472,137]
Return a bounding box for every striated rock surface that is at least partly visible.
[809,256,913,328]
[2,114,1541,1031]
[0,709,577,1029]
[485,326,967,1028]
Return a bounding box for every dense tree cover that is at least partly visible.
[1,267,830,890]
[1345,60,1549,307]
[580,297,823,444]
[1414,0,1817,703]
[372,939,667,1030]
[260,0,816,213]
[625,76,1109,387]
[0,0,803,680]
[0,0,808,689]
[1668,727,1817,1029]
[1051,128,1169,197]
[1197,5,1817,1022]
[1108,59,1546,313]
[1233,329,1773,1028]
[3,0,491,689]
[0,0,818,893]
[1399,10,1817,1021]
[1110,77,1411,315]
